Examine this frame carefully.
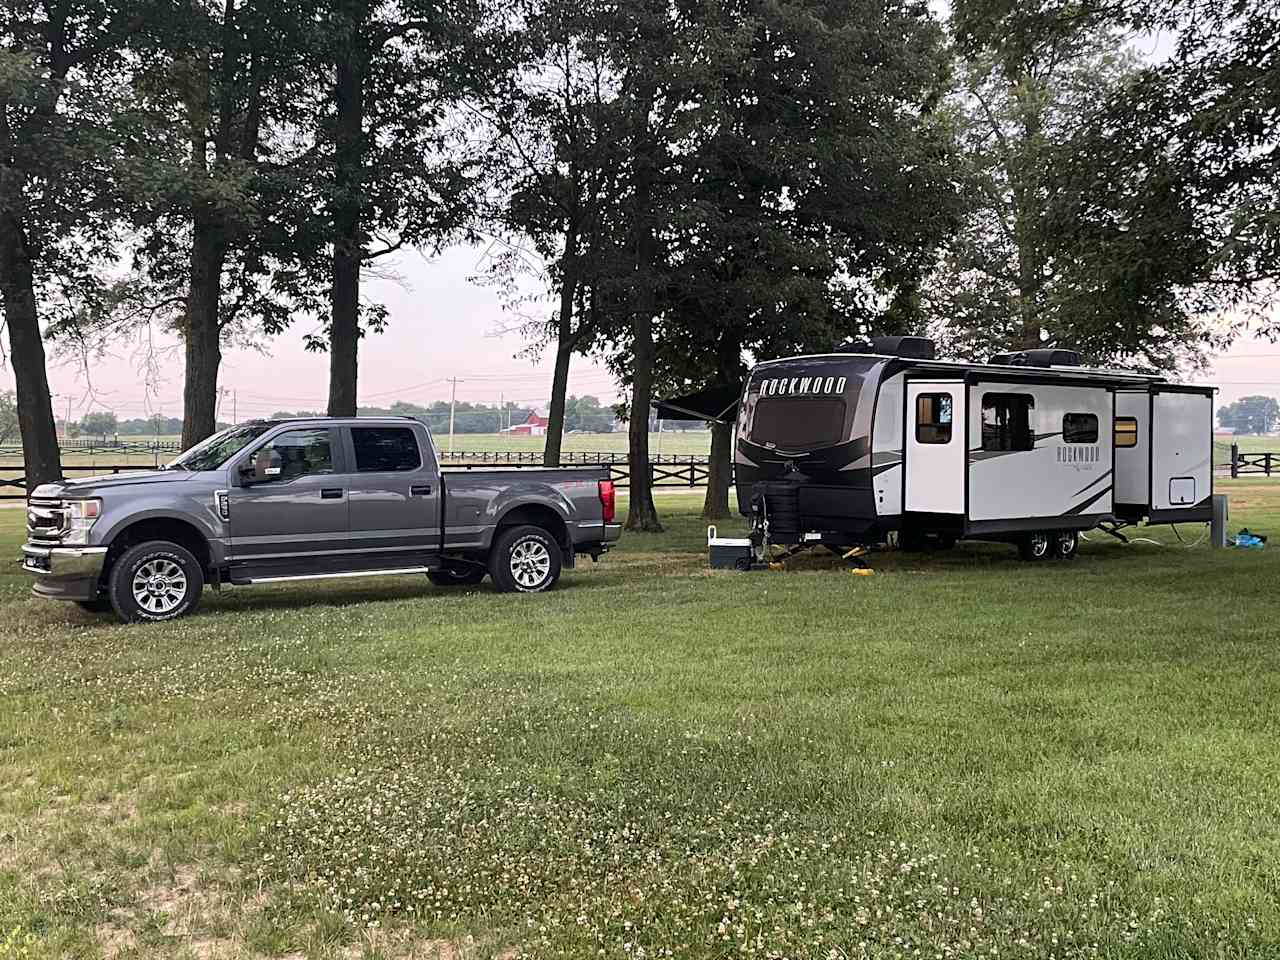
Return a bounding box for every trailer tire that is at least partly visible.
[1018,531,1052,562]
[489,525,562,593]
[1053,531,1079,560]
[107,540,204,622]
[428,564,487,587]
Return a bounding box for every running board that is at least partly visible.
[237,566,434,585]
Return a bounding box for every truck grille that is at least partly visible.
[26,497,66,543]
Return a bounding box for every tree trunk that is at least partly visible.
[0,213,62,487]
[543,341,574,467]
[181,215,227,448]
[625,307,661,531]
[543,233,580,467]
[327,11,366,417]
[701,332,741,519]
[1012,76,1046,352]
[701,418,733,520]
[623,83,662,533]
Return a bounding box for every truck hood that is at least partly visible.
[30,470,192,499]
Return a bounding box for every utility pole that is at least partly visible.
[447,377,463,455]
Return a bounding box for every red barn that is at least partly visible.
[503,408,550,437]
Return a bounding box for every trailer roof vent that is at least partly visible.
[990,348,1083,368]
[839,335,936,360]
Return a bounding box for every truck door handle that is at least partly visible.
[321,488,344,499]
[411,484,432,496]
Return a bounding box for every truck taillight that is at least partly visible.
[599,480,616,523]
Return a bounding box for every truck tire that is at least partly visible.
[488,525,562,593]
[107,540,204,623]
[428,564,487,587]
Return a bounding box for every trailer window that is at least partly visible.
[351,427,422,472]
[1115,416,1139,448]
[750,396,848,449]
[981,394,1035,451]
[915,393,953,444]
[1063,413,1099,444]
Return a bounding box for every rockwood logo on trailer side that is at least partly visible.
[759,376,847,396]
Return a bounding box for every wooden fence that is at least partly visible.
[1,455,721,500]
[1230,445,1279,477]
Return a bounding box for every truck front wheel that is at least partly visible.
[107,540,204,622]
[489,525,562,593]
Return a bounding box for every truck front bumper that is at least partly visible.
[20,544,108,601]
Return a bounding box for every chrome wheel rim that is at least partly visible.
[1030,534,1049,557]
[509,538,551,589]
[131,558,187,615]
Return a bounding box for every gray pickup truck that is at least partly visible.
[21,417,620,622]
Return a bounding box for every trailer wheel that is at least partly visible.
[489,525,562,593]
[1018,531,1052,562]
[1053,531,1079,560]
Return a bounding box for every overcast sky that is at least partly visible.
[4,243,1277,424]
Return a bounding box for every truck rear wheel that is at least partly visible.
[489,525,562,593]
[108,540,204,622]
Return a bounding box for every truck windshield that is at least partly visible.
[166,423,273,472]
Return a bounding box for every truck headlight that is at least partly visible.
[63,499,102,544]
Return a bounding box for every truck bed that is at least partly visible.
[439,465,614,555]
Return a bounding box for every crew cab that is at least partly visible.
[21,417,620,622]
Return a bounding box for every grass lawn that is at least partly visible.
[1,482,1279,958]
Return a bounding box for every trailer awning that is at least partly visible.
[654,384,741,423]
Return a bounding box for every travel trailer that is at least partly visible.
[658,337,1214,561]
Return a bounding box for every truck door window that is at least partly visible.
[981,394,1035,451]
[915,393,953,444]
[351,427,422,472]
[250,429,334,481]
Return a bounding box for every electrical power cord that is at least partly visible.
[1082,522,1210,548]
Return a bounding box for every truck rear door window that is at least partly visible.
[351,427,422,472]
[750,397,847,449]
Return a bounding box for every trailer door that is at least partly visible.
[1150,387,1213,520]
[905,380,966,515]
